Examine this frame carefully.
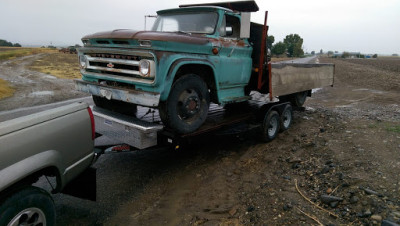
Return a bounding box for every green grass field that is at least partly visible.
[0,47,56,61]
[0,78,14,99]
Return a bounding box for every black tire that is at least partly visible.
[93,95,137,115]
[0,186,55,226]
[159,74,210,134]
[290,91,308,107]
[280,104,293,132]
[261,110,280,142]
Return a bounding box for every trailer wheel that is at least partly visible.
[261,110,280,142]
[290,91,308,107]
[93,95,137,115]
[159,74,210,134]
[0,186,56,226]
[280,104,293,132]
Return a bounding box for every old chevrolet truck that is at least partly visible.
[0,102,97,225]
[75,1,334,135]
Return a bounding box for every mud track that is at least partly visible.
[0,54,87,111]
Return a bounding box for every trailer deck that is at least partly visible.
[93,97,291,150]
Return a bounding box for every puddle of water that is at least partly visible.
[43,75,57,79]
[312,88,322,93]
[352,88,384,94]
[29,91,54,97]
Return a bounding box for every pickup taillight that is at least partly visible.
[87,107,95,140]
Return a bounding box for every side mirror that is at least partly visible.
[226,26,233,36]
[240,12,251,39]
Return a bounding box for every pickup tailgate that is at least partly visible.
[270,63,334,96]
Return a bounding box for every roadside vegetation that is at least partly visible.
[28,52,81,79]
[268,34,304,58]
[0,78,14,99]
[0,47,56,61]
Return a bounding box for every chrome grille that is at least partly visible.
[83,52,155,81]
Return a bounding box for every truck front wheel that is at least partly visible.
[159,74,210,134]
[0,186,56,226]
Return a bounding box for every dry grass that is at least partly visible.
[28,52,81,79]
[0,47,56,61]
[0,78,15,99]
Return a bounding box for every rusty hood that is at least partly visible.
[82,29,209,45]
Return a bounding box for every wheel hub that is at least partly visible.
[178,89,201,119]
[9,207,46,226]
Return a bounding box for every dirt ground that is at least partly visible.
[1,55,400,225]
[0,53,87,111]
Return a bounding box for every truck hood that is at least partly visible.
[82,29,209,45]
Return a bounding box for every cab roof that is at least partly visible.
[179,1,259,12]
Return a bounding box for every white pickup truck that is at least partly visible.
[0,102,97,226]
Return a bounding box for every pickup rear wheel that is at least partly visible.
[159,74,210,134]
[92,96,137,115]
[0,186,55,226]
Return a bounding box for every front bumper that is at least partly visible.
[75,79,160,107]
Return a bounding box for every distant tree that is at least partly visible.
[311,51,315,55]
[271,41,286,56]
[0,39,13,47]
[267,35,275,51]
[320,49,323,54]
[13,43,21,47]
[293,42,304,57]
[283,34,304,57]
[372,54,378,58]
[392,54,399,57]
[342,52,350,58]
[74,44,81,48]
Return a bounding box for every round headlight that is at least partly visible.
[139,60,150,76]
[79,55,87,68]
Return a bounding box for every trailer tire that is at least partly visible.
[159,74,210,134]
[93,95,137,115]
[0,186,55,226]
[280,104,293,132]
[261,110,280,142]
[289,91,308,107]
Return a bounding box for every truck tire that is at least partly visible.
[159,74,210,134]
[290,91,308,107]
[280,104,293,132]
[261,110,280,142]
[93,95,137,115]
[0,186,56,226]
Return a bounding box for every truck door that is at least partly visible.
[217,13,252,92]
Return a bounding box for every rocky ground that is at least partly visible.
[1,55,399,225]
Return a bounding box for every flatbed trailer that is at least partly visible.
[93,97,296,151]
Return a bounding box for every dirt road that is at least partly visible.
[0,53,87,112]
[1,55,400,225]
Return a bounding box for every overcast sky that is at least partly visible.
[0,0,399,54]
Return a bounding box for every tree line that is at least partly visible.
[0,39,21,47]
[267,34,304,57]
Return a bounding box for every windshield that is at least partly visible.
[151,12,218,34]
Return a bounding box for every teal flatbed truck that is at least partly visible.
[75,1,334,138]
